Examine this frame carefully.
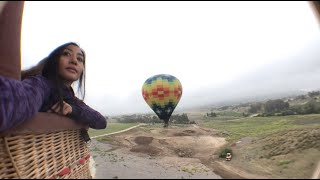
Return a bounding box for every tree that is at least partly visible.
[249,103,263,113]
[264,99,289,113]
[207,112,216,117]
[303,100,320,114]
[289,100,320,115]
[296,95,306,100]
[171,113,190,124]
[308,91,320,97]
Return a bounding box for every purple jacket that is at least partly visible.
[0,75,107,132]
[40,83,107,130]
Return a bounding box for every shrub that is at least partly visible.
[219,148,233,158]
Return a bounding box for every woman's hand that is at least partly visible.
[47,101,72,115]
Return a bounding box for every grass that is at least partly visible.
[88,122,140,137]
[278,160,294,166]
[216,111,244,117]
[202,114,320,142]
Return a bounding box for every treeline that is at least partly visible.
[308,91,320,97]
[205,91,320,118]
[249,99,320,117]
[116,113,192,124]
[249,99,289,114]
[206,112,217,117]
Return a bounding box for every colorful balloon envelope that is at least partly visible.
[142,74,183,127]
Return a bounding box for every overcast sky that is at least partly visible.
[21,1,320,116]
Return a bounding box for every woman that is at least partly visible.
[0,42,107,135]
[22,42,107,131]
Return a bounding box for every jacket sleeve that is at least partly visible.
[0,75,52,132]
[68,97,107,130]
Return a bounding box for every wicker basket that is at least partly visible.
[0,113,92,179]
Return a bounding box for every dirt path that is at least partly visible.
[312,160,320,179]
[91,124,147,139]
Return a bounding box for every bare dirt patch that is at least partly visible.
[92,125,231,179]
[174,147,194,158]
[134,136,153,145]
[130,145,162,156]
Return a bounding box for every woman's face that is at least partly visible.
[58,45,85,84]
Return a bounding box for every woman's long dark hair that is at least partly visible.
[21,42,86,113]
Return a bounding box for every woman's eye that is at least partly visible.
[77,57,84,62]
[63,51,71,56]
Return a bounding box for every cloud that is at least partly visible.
[179,36,320,108]
[21,1,320,116]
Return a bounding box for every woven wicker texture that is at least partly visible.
[0,129,91,179]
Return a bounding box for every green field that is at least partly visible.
[88,114,320,141]
[202,113,320,179]
[88,123,140,137]
[202,114,320,142]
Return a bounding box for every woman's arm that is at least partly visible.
[0,75,52,132]
[67,98,107,130]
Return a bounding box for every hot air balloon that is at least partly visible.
[142,74,183,128]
